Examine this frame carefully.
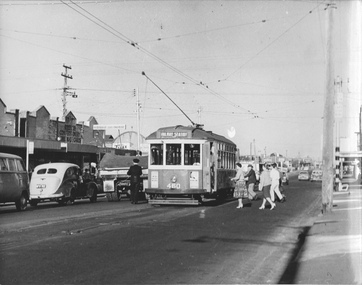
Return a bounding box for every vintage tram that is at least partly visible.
[145,125,237,205]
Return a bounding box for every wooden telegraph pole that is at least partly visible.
[321,2,336,214]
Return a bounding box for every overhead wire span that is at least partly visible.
[0,33,137,74]
[0,0,116,5]
[138,10,315,44]
[221,3,323,82]
[139,19,268,43]
[60,0,258,117]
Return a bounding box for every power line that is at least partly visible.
[221,3,323,81]
[138,11,314,44]
[0,33,138,74]
[139,19,268,43]
[0,0,117,6]
[60,0,258,117]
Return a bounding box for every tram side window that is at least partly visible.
[166,144,181,165]
[219,150,224,168]
[184,144,200,165]
[230,152,235,168]
[150,144,163,165]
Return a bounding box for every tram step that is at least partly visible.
[148,199,199,205]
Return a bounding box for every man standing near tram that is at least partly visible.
[127,158,143,204]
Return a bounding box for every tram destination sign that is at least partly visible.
[159,131,189,138]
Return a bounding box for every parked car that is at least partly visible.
[310,169,323,182]
[29,162,99,206]
[281,172,289,185]
[0,153,29,211]
[298,170,310,181]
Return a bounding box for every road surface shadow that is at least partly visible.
[278,225,311,284]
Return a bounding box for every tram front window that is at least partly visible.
[150,144,163,165]
[184,144,200,165]
[166,144,181,165]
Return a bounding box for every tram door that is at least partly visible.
[202,142,213,193]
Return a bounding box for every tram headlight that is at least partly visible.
[171,175,177,183]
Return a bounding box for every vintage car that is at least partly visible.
[98,154,148,202]
[298,170,310,181]
[29,162,99,206]
[0,153,29,211]
[310,169,323,182]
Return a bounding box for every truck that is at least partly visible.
[98,153,148,202]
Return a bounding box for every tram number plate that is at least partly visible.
[167,183,181,189]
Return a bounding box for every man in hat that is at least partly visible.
[127,158,143,204]
[244,164,258,200]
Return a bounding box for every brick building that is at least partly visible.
[0,99,107,169]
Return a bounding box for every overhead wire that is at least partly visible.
[220,3,324,82]
[60,0,257,116]
[139,19,268,43]
[0,0,114,5]
[138,10,321,43]
[0,33,138,74]
[4,0,325,123]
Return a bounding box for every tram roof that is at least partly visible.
[146,125,236,146]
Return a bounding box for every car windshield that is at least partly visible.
[300,171,308,174]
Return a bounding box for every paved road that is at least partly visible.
[0,173,322,284]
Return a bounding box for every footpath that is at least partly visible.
[282,185,362,284]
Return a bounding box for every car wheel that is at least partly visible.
[58,198,67,206]
[30,200,38,207]
[106,191,120,202]
[15,192,28,211]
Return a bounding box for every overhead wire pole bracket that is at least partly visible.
[142,71,198,127]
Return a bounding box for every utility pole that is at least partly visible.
[61,64,77,121]
[134,88,141,154]
[321,2,336,214]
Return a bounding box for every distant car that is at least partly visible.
[0,153,29,211]
[298,170,310,181]
[29,162,99,206]
[281,172,289,185]
[310,169,323,182]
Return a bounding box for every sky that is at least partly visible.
[0,0,359,160]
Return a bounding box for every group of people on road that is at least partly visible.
[231,162,286,210]
[231,163,258,209]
